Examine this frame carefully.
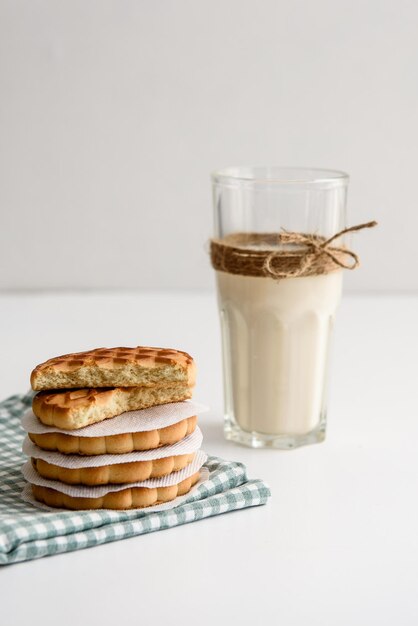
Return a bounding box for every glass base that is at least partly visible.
[224,414,327,449]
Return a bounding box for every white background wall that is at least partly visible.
[0,0,416,292]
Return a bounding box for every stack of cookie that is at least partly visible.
[21,347,206,510]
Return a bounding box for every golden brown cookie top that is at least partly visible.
[31,346,195,391]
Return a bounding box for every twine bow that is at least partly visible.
[210,221,378,280]
[263,221,378,279]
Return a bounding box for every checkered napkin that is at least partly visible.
[0,392,271,565]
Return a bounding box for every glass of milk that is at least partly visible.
[212,167,349,449]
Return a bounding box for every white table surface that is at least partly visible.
[1,291,417,626]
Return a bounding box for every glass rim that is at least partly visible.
[211,166,349,186]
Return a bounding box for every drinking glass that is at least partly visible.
[212,167,349,449]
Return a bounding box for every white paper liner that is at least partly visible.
[22,427,203,468]
[22,449,208,498]
[21,400,208,436]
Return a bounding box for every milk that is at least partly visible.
[216,270,343,437]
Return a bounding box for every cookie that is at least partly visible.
[31,471,201,510]
[31,452,195,485]
[31,346,195,391]
[32,385,193,430]
[28,415,198,454]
